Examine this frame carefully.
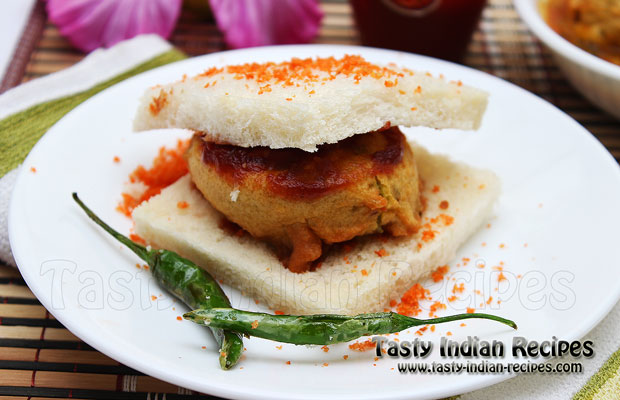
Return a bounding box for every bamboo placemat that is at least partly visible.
[1,0,619,399]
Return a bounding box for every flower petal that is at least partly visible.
[46,0,182,52]
[210,0,323,49]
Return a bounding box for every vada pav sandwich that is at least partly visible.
[131,55,499,315]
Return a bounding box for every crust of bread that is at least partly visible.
[133,56,488,151]
[133,142,500,315]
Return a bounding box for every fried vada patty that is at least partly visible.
[185,126,422,273]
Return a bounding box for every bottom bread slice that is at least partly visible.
[133,142,500,315]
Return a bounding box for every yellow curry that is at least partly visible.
[540,0,620,66]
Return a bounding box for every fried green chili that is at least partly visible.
[184,308,517,345]
[72,193,243,370]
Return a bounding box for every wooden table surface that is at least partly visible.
[1,0,619,399]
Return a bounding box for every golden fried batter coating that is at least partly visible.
[185,126,422,272]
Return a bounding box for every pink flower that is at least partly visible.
[46,0,183,53]
[209,0,323,49]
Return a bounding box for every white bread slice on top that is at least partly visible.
[133,55,488,151]
[133,142,500,315]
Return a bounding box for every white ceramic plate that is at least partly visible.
[9,45,620,400]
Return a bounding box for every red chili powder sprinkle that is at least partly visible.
[129,234,146,245]
[411,107,417,111]
[432,185,440,193]
[113,156,121,163]
[460,323,466,327]
[30,167,37,173]
[149,89,169,116]
[421,228,437,242]
[396,283,429,316]
[343,355,349,360]
[447,295,457,302]
[499,243,505,249]
[349,340,376,352]
[274,310,285,315]
[321,345,329,353]
[276,345,282,350]
[498,272,507,282]
[323,363,329,367]
[202,55,409,91]
[430,325,436,332]
[176,316,182,321]
[251,320,259,329]
[439,200,449,209]
[151,295,157,301]
[361,269,368,276]
[286,361,291,365]
[446,331,453,336]
[486,296,493,305]
[389,299,398,307]
[440,214,454,226]
[429,301,446,316]
[431,265,449,282]
[452,283,465,294]
[374,248,388,257]
[117,139,190,217]
[177,201,189,209]
[201,346,206,349]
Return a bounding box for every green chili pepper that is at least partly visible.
[184,308,517,345]
[72,193,243,370]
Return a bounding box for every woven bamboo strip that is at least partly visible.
[0,285,35,299]
[0,326,43,340]
[0,304,47,319]
[38,349,117,366]
[0,370,33,386]
[0,266,21,279]
[32,371,116,390]
[0,347,117,365]
[0,347,38,361]
[43,329,78,342]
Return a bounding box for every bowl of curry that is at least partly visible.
[515,0,620,119]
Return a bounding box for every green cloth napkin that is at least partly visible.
[0,34,186,271]
[0,49,185,178]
